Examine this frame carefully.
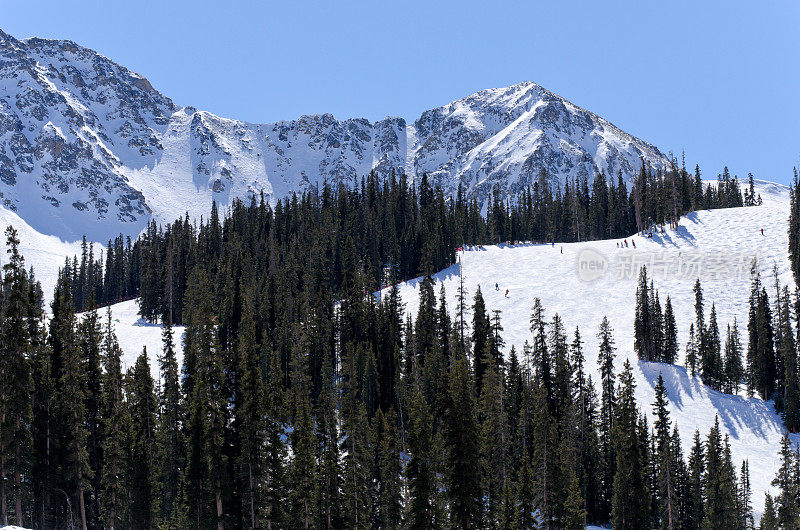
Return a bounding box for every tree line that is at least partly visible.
[60,163,748,321]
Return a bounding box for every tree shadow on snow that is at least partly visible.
[646,223,698,248]
[374,262,461,301]
[638,360,783,441]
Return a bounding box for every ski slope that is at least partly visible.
[386,180,794,516]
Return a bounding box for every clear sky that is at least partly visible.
[3,0,799,184]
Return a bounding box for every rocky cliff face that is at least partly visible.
[0,29,670,241]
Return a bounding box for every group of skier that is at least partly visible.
[616,238,636,248]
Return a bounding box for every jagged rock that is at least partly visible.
[0,28,670,241]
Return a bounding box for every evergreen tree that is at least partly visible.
[99,312,128,530]
[444,358,482,528]
[760,493,779,530]
[747,264,776,400]
[724,321,745,395]
[0,226,33,527]
[234,295,265,529]
[686,323,699,377]
[518,447,535,529]
[740,460,754,530]
[702,304,723,390]
[289,383,316,529]
[531,381,558,528]
[771,434,799,529]
[480,363,508,526]
[694,278,705,356]
[316,357,342,530]
[263,347,285,529]
[652,374,678,530]
[55,284,92,530]
[685,430,705,530]
[406,390,436,528]
[376,408,401,529]
[414,274,437,371]
[156,317,183,527]
[472,286,491,393]
[530,298,551,403]
[340,343,373,528]
[651,286,665,364]
[663,296,678,364]
[597,316,616,518]
[702,418,738,529]
[563,472,587,530]
[634,266,653,361]
[778,287,800,430]
[182,267,228,530]
[76,302,102,529]
[789,169,800,287]
[126,350,157,529]
[611,360,648,529]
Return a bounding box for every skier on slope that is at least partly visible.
[761,228,764,236]
[632,240,636,248]
[505,289,509,298]
[496,283,499,291]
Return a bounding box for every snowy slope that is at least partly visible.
[95,298,185,381]
[0,29,670,242]
[0,202,94,298]
[0,204,179,382]
[386,179,793,516]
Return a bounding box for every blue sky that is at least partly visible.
[3,0,799,183]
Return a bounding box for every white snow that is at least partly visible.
[0,203,98,300]
[386,179,794,516]
[95,299,185,381]
[0,201,184,381]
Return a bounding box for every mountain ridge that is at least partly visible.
[0,28,671,242]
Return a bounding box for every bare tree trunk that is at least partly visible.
[1,443,8,526]
[74,401,87,530]
[15,414,23,527]
[78,479,87,530]
[14,464,22,527]
[249,460,257,529]
[665,452,675,530]
[265,467,272,530]
[43,411,51,530]
[109,488,116,530]
[216,482,223,530]
[168,241,174,324]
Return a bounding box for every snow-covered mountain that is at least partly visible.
[0,29,670,242]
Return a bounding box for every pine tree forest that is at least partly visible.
[5,165,800,530]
